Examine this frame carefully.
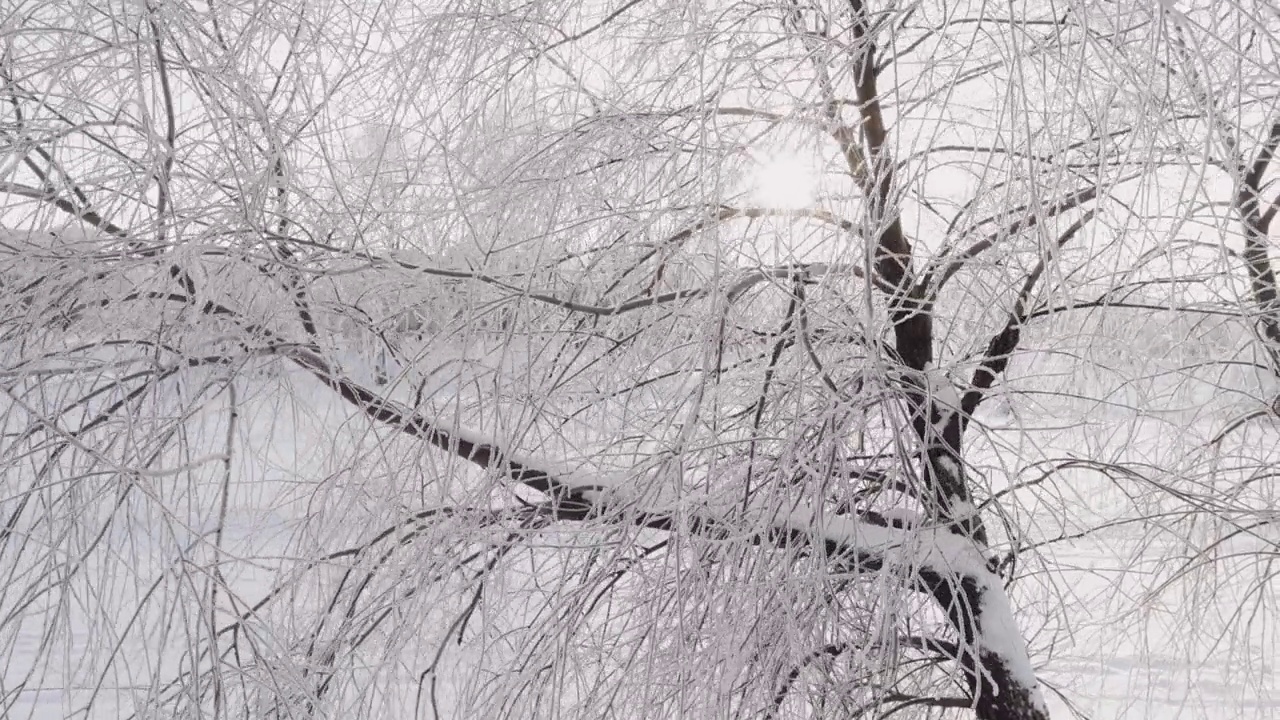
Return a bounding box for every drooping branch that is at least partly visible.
[279,338,1047,720]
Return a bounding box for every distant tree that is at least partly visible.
[3,2,1277,720]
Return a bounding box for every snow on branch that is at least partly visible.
[372,251,864,316]
[291,347,1048,718]
[922,179,1117,295]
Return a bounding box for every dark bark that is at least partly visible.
[839,2,1046,715]
[920,571,1049,720]
[1237,119,1280,362]
[297,340,1048,720]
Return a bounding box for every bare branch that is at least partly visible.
[961,209,1098,420]
[284,342,1046,718]
[924,181,1112,296]
[0,182,130,237]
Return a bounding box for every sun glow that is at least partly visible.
[750,152,819,209]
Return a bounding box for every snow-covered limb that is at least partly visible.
[298,355,1048,720]
[786,509,1048,718]
[924,362,963,419]
[907,363,989,544]
[376,250,865,316]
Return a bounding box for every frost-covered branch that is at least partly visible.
[922,182,1108,296]
[1236,118,1280,356]
[290,346,1048,720]
[378,252,862,316]
[961,209,1098,421]
[0,182,130,238]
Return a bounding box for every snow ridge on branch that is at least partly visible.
[288,345,1048,719]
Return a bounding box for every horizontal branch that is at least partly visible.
[1,181,129,237]
[381,254,863,316]
[283,341,1046,718]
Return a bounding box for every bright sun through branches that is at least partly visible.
[750,152,819,209]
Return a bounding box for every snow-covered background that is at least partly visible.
[4,0,1280,717]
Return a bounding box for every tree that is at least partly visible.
[3,1,1277,719]
[1156,3,1280,379]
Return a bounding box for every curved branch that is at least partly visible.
[768,642,851,719]
[282,342,1047,719]
[544,0,647,52]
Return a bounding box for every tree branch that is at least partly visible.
[962,209,1098,421]
[1236,119,1280,357]
[380,253,860,317]
[924,181,1110,296]
[1242,119,1280,196]
[832,0,930,374]
[0,182,130,238]
[282,341,1047,719]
